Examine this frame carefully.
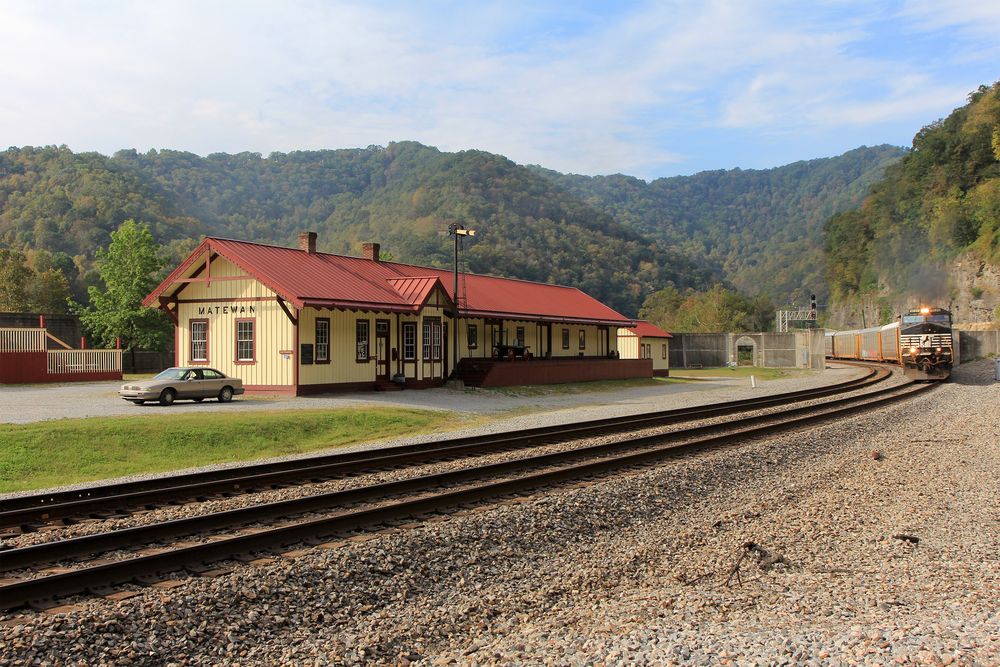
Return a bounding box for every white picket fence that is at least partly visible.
[0,327,46,352]
[47,349,123,374]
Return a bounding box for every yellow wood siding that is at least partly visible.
[298,309,380,385]
[617,330,639,359]
[547,324,616,357]
[650,338,670,371]
[175,257,294,387]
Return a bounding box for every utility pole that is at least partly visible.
[448,223,475,378]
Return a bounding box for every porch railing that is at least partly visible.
[0,327,46,352]
[47,349,123,374]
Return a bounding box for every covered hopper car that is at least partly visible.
[825,307,953,380]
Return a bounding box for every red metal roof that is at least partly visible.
[385,277,449,308]
[146,237,633,326]
[626,320,673,338]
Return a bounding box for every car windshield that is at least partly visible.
[153,369,189,380]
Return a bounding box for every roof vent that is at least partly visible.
[362,242,380,262]
[299,231,317,254]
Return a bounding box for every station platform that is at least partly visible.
[455,356,653,388]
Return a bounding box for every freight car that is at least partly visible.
[825,307,953,380]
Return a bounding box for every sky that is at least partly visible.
[1,1,999,180]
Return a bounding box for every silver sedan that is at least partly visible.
[119,367,245,406]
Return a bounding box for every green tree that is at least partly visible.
[74,220,171,354]
[638,286,684,329]
[0,249,34,312]
[674,285,748,332]
[29,269,72,313]
[640,283,772,333]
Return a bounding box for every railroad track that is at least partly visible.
[0,363,933,611]
[1,363,885,531]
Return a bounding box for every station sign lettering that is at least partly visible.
[197,305,257,315]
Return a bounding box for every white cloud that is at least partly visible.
[0,1,997,177]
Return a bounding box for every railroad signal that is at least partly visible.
[448,224,476,379]
[809,294,817,320]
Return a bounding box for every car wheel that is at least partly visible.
[192,398,204,402]
[131,400,145,405]
[218,386,234,403]
[159,389,176,406]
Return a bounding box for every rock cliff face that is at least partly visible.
[949,255,1000,326]
[824,254,1000,330]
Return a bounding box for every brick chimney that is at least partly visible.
[362,242,380,262]
[298,231,317,254]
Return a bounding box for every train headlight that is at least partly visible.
[936,347,942,352]
[909,346,918,355]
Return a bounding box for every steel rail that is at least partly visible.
[0,376,930,610]
[0,365,884,528]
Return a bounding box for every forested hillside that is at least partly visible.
[531,144,905,306]
[825,82,1000,321]
[1,143,715,316]
[1,141,901,317]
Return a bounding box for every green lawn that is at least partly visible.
[669,366,790,380]
[0,407,458,493]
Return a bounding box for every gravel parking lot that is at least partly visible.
[3,361,995,665]
[0,369,823,425]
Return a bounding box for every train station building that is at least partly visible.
[617,320,672,376]
[145,232,651,393]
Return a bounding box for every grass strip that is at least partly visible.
[479,377,696,397]
[0,407,456,494]
[669,366,790,380]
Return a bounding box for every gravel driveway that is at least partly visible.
[0,369,834,425]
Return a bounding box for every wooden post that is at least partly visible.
[39,314,45,329]
[81,337,86,350]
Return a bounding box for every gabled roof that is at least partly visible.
[385,277,449,309]
[625,320,673,338]
[145,237,633,326]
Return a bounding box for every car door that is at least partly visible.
[182,369,205,398]
[202,369,225,397]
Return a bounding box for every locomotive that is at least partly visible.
[825,307,953,380]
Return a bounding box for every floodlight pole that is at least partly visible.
[448,223,475,379]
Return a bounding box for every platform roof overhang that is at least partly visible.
[458,309,631,327]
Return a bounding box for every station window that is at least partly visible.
[515,326,525,347]
[579,329,586,350]
[190,320,208,362]
[356,320,370,361]
[467,324,478,349]
[235,319,255,362]
[403,322,416,360]
[562,328,570,350]
[662,343,667,360]
[423,318,442,361]
[315,318,330,363]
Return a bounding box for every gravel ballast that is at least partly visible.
[2,361,997,665]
